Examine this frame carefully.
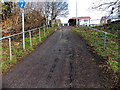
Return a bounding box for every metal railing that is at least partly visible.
[89,28,107,49]
[0,26,48,60]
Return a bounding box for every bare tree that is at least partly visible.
[92,0,120,18]
[43,0,69,26]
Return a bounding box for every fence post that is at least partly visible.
[47,25,49,34]
[104,32,107,49]
[29,31,32,47]
[44,26,46,37]
[9,38,12,60]
[68,23,69,26]
[39,29,41,42]
[46,26,48,34]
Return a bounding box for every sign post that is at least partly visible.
[18,0,26,49]
[22,9,25,49]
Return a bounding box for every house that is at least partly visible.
[110,16,120,22]
[71,16,91,26]
[100,16,108,25]
[100,16,120,25]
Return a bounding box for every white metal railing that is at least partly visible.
[0,26,48,60]
[89,28,107,49]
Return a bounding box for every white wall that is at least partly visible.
[79,19,90,26]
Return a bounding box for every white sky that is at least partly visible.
[60,0,110,24]
[1,0,114,24]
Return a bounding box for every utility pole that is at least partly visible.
[76,0,78,27]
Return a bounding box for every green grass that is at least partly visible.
[1,27,56,72]
[93,22,120,34]
[72,27,120,73]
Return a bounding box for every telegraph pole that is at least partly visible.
[76,0,78,27]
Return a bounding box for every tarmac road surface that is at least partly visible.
[3,26,104,88]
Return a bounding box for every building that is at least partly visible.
[100,16,120,25]
[71,16,91,26]
[68,19,76,26]
[51,19,61,27]
[100,16,108,25]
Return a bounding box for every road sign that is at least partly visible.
[18,0,26,8]
[18,0,26,49]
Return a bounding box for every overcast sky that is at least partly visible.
[60,0,110,24]
[2,0,114,24]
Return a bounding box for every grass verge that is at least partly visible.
[0,27,56,73]
[72,27,120,87]
[72,27,119,72]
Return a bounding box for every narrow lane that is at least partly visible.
[3,26,103,88]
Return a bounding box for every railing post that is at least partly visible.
[47,26,49,33]
[58,23,59,27]
[68,23,69,26]
[39,29,41,42]
[9,38,12,60]
[44,26,46,37]
[104,32,107,49]
[46,26,47,34]
[29,31,32,47]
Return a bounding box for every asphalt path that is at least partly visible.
[3,26,104,88]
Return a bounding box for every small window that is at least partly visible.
[84,19,88,22]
